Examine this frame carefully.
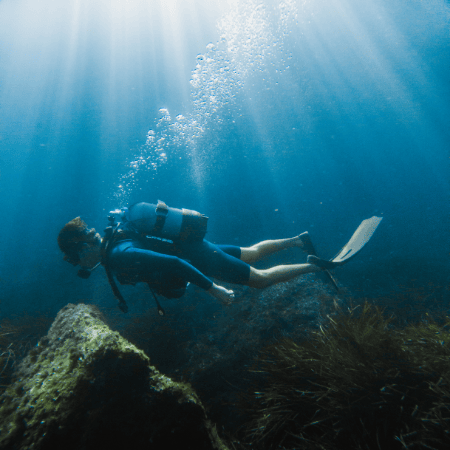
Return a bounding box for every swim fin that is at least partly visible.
[307,254,341,269]
[307,216,383,269]
[300,232,340,292]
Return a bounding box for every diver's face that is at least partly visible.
[77,232,101,268]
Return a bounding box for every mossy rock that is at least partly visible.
[0,304,229,450]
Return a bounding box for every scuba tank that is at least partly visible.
[110,200,208,243]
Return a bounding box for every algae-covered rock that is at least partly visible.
[0,304,228,450]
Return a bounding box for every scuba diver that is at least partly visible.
[57,201,382,313]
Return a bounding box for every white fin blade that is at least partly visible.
[332,216,383,263]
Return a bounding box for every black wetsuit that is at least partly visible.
[107,237,251,298]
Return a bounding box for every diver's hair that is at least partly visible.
[57,217,97,265]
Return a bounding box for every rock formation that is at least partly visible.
[0,304,228,450]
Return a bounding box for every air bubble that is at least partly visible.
[113,0,300,203]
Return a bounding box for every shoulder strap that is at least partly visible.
[101,223,129,313]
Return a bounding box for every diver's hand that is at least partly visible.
[208,283,235,305]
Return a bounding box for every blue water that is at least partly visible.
[0,0,449,411]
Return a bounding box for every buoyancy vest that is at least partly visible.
[121,200,208,243]
[100,201,208,312]
[100,222,166,315]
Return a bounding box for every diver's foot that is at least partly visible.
[293,231,308,248]
[307,255,343,269]
[294,231,316,255]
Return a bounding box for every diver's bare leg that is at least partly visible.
[246,263,321,289]
[240,232,310,264]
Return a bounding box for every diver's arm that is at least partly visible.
[160,255,235,303]
[145,253,235,304]
[207,283,235,305]
[110,244,234,301]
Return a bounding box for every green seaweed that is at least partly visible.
[240,302,450,449]
[0,322,18,393]
[0,313,53,394]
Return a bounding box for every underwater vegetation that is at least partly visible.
[0,314,53,394]
[0,323,15,391]
[239,302,450,450]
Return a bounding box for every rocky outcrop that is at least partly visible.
[0,304,228,450]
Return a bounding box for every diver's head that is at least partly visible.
[58,217,101,267]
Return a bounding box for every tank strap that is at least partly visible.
[151,200,169,236]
